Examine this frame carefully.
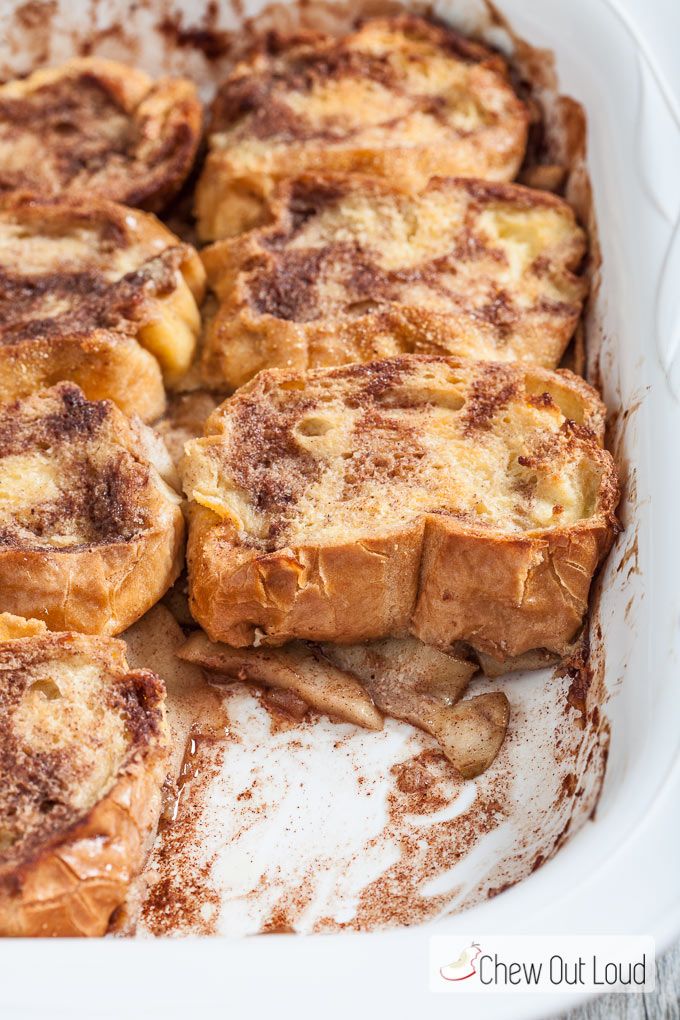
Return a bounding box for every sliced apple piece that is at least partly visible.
[325,638,507,777]
[178,632,383,731]
[427,693,510,779]
[477,647,560,678]
[326,638,476,705]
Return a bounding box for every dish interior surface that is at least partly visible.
[0,0,678,950]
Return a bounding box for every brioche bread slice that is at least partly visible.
[0,194,207,416]
[201,175,587,389]
[182,355,619,661]
[195,15,529,239]
[0,383,184,635]
[0,630,167,936]
[0,58,201,212]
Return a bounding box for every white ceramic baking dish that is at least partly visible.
[1,0,679,1016]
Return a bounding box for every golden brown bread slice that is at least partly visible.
[200,175,587,389]
[0,194,207,417]
[0,629,168,937]
[0,383,184,635]
[195,15,529,239]
[0,57,202,212]
[181,355,620,661]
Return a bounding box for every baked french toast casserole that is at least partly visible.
[0,11,620,937]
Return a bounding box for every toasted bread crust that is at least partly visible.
[182,356,619,659]
[0,193,206,411]
[0,384,184,635]
[0,329,166,423]
[201,175,587,389]
[0,614,48,640]
[195,15,529,239]
[0,632,167,936]
[0,58,202,212]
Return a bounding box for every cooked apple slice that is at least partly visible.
[178,632,383,731]
[477,647,560,677]
[327,638,475,706]
[325,639,508,777]
[426,694,510,779]
[179,632,508,775]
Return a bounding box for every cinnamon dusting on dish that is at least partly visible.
[140,732,225,936]
[316,751,509,931]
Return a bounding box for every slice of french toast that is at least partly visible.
[195,15,529,239]
[0,194,207,416]
[0,629,168,936]
[0,57,202,212]
[181,355,619,662]
[0,383,184,635]
[200,175,587,389]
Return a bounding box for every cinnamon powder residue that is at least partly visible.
[140,733,226,936]
[315,749,509,932]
